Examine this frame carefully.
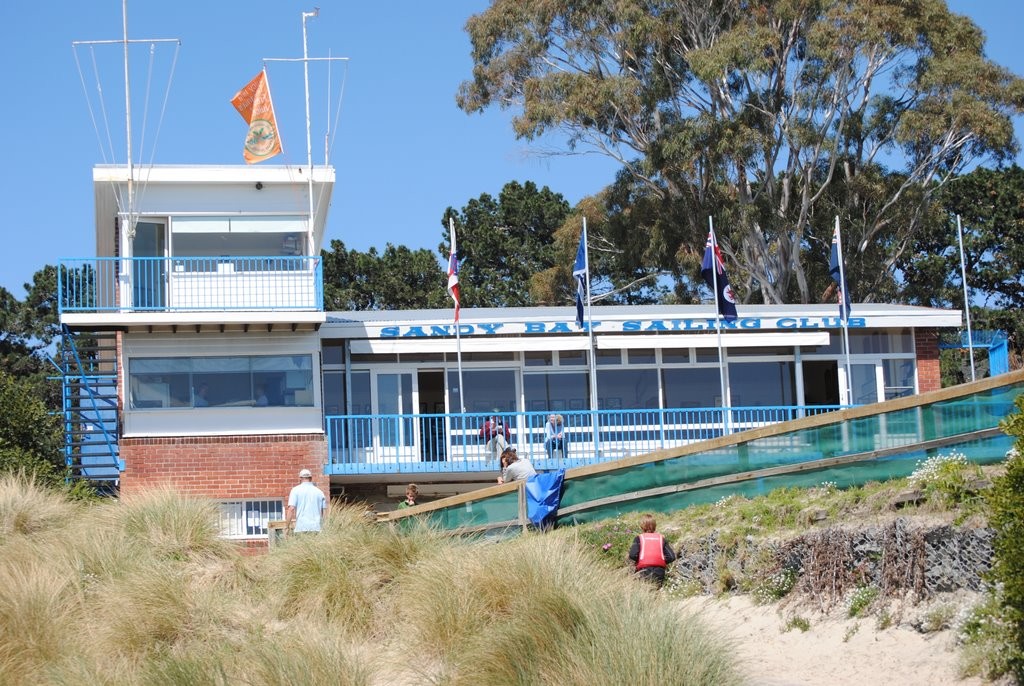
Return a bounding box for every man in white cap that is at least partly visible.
[286,468,327,533]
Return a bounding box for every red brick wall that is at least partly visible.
[915,328,942,393]
[119,433,328,500]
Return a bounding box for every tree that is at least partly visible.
[0,371,64,485]
[458,0,1024,305]
[441,180,571,307]
[321,241,448,311]
[900,165,1024,372]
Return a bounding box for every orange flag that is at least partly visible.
[231,70,283,164]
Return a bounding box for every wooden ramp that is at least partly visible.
[379,370,1024,534]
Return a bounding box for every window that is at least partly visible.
[883,359,915,399]
[128,354,314,409]
[663,368,722,407]
[597,369,659,409]
[523,372,590,414]
[448,369,517,415]
[218,499,283,539]
[729,361,796,406]
[171,216,306,266]
[628,348,657,364]
[525,351,552,367]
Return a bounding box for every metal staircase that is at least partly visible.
[57,325,122,490]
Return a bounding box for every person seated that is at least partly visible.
[254,384,269,407]
[479,412,511,458]
[544,413,566,458]
[497,448,536,485]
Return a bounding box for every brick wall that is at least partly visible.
[119,433,328,500]
[915,328,942,393]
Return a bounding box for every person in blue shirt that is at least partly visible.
[286,468,327,533]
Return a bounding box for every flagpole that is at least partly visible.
[583,217,601,456]
[449,218,466,413]
[708,217,730,436]
[956,214,976,382]
[835,216,854,404]
[301,9,319,258]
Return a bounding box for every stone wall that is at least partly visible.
[672,518,993,599]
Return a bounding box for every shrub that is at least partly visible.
[782,616,810,633]
[846,585,879,618]
[753,568,797,605]
[907,451,983,508]
[574,515,640,570]
[984,399,1024,681]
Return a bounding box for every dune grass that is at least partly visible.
[0,476,740,685]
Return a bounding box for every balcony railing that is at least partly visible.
[58,256,323,314]
[324,405,851,476]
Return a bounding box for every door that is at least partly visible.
[132,221,166,309]
[374,372,415,462]
[418,370,446,461]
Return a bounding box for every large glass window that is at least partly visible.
[663,368,723,408]
[448,369,517,415]
[523,372,590,414]
[597,369,659,409]
[128,354,314,409]
[171,216,306,266]
[729,361,796,406]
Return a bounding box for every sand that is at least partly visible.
[679,595,987,686]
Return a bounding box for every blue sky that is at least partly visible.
[0,1,1021,295]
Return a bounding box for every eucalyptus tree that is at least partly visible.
[458,0,1024,305]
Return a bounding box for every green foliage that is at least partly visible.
[921,603,957,633]
[443,180,572,307]
[782,616,810,633]
[983,397,1024,681]
[957,591,1019,681]
[907,451,985,508]
[753,568,798,605]
[845,585,879,618]
[459,0,1024,306]
[573,515,639,570]
[0,372,63,481]
[321,240,448,311]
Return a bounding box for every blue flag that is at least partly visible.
[829,225,851,322]
[700,230,738,321]
[572,225,588,328]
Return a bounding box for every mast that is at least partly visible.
[122,0,134,239]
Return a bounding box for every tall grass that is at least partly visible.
[0,475,739,685]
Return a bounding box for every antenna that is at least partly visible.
[263,9,348,256]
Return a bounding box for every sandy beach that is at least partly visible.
[679,595,987,686]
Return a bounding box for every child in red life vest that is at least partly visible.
[627,513,677,588]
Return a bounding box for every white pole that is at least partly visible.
[956,214,977,382]
[835,216,854,404]
[708,217,730,435]
[302,9,318,258]
[583,217,601,455]
[451,217,466,414]
[122,0,135,240]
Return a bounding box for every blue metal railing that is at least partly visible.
[324,405,849,476]
[57,256,323,314]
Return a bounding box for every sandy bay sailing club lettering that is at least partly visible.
[379,317,865,338]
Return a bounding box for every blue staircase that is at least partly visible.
[57,326,122,490]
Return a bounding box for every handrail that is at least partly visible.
[57,256,323,314]
[380,369,1024,530]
